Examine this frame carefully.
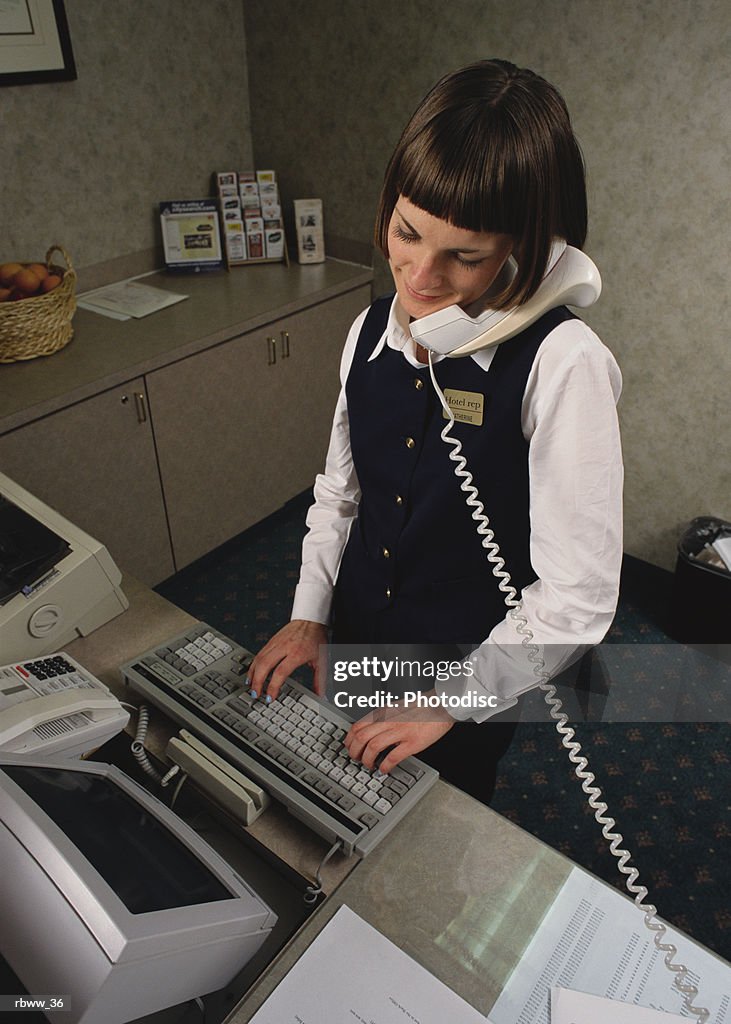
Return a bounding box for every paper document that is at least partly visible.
[78,280,187,319]
[489,868,730,1024]
[551,987,687,1022]
[249,903,490,1024]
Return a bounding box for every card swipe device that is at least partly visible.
[166,729,270,825]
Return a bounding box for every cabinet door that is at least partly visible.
[273,284,370,495]
[0,379,175,585]
[147,285,370,569]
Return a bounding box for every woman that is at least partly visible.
[247,59,623,804]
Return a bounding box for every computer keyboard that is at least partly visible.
[120,623,438,857]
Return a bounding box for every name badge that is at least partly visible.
[442,388,484,426]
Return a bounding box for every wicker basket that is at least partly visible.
[0,245,77,363]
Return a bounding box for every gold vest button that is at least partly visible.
[385,587,392,599]
[405,437,415,449]
[382,547,390,559]
[395,494,404,506]
[414,378,424,390]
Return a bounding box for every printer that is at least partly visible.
[0,471,128,662]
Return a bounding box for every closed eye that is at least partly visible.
[452,253,486,270]
[393,224,485,269]
[393,223,418,244]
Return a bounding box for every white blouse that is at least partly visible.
[291,295,623,721]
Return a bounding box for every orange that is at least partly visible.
[41,274,62,293]
[13,268,42,295]
[0,262,23,287]
[27,262,49,281]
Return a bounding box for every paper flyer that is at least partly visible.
[249,904,490,1024]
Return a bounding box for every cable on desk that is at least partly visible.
[304,839,343,905]
[131,704,180,788]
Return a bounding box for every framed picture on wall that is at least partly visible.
[0,0,76,86]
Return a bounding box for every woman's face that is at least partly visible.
[387,196,513,320]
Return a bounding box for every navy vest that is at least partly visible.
[332,297,575,645]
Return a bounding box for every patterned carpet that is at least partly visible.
[156,490,731,962]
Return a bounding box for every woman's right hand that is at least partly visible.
[246,619,328,702]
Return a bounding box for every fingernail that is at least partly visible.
[249,689,258,699]
[264,694,272,705]
[245,676,251,687]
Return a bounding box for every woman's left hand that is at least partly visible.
[344,694,454,773]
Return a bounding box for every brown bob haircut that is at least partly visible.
[375,59,588,309]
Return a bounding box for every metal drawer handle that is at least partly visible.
[267,336,277,365]
[134,391,147,424]
[281,330,290,358]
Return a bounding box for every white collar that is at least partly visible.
[366,295,496,372]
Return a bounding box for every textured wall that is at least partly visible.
[244,0,730,570]
[1,0,253,273]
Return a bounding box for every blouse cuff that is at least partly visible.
[291,582,333,626]
[435,672,520,723]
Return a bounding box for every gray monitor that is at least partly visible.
[0,755,277,1024]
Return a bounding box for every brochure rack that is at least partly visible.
[214,170,289,268]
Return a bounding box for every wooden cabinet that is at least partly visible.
[147,285,369,569]
[0,276,371,585]
[0,378,175,584]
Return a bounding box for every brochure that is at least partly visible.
[159,199,224,272]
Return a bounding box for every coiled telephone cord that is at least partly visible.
[428,354,709,1024]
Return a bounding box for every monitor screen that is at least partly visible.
[3,765,233,913]
[0,494,70,606]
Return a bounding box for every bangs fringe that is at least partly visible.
[397,117,532,238]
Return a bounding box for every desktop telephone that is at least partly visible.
[0,652,129,759]
[413,243,710,1024]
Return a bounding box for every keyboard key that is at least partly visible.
[390,766,416,788]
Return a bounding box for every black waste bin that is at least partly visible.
[671,516,731,643]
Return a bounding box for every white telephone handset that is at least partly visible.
[410,241,601,356]
[0,653,129,759]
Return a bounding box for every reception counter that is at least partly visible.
[64,576,729,1024]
